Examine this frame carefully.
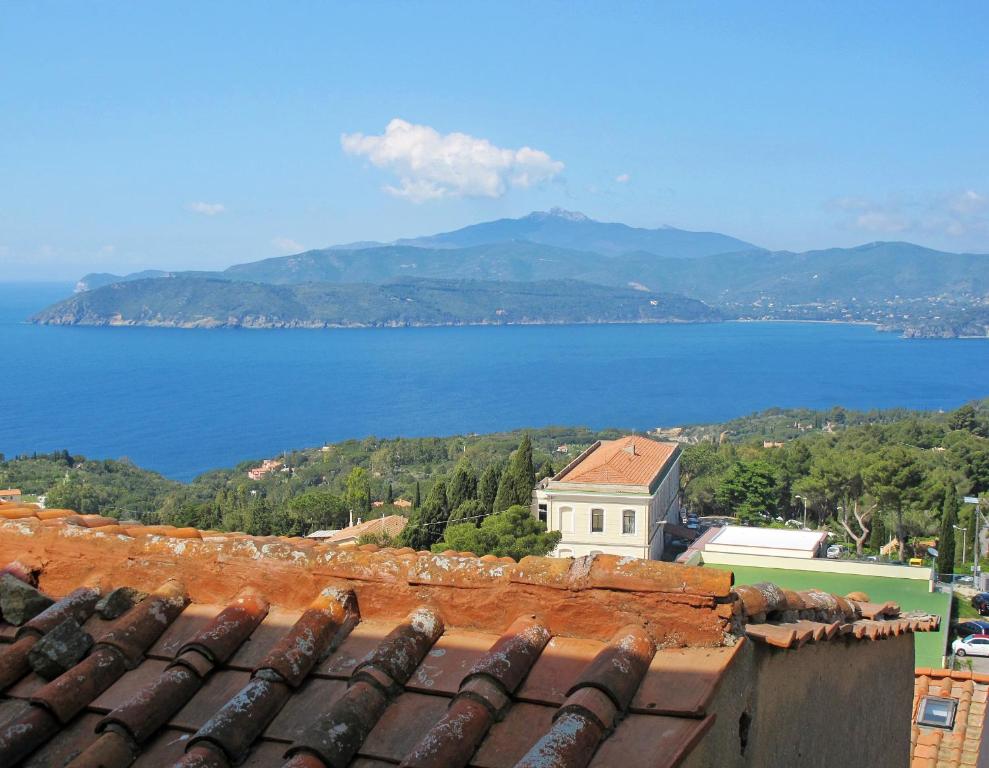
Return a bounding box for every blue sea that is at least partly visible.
[1,282,987,481]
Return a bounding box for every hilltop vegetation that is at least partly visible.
[4,402,988,565]
[33,276,722,328]
[44,209,989,337]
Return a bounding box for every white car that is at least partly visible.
[826,544,844,559]
[953,634,989,657]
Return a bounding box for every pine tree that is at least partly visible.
[448,457,478,511]
[494,435,536,513]
[939,483,959,580]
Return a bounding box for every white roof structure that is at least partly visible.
[704,526,829,559]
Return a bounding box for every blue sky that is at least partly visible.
[1,2,987,279]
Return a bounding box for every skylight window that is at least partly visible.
[916,696,958,729]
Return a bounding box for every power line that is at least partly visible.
[405,511,495,529]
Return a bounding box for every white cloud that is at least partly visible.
[948,189,988,216]
[615,173,630,183]
[853,211,911,233]
[827,190,989,239]
[187,201,226,216]
[271,237,305,253]
[341,118,564,202]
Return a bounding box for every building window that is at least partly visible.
[591,508,604,533]
[538,504,547,524]
[916,696,958,729]
[560,507,574,533]
[622,509,636,534]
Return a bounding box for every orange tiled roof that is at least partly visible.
[554,435,678,487]
[310,515,408,543]
[0,515,940,767]
[911,668,989,768]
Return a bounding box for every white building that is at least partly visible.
[532,435,681,560]
[698,526,829,559]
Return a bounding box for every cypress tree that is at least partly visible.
[402,480,449,550]
[939,483,958,580]
[870,513,886,552]
[448,457,478,511]
[494,435,536,514]
[413,481,421,509]
[478,465,500,516]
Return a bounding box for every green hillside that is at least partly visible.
[33,276,722,328]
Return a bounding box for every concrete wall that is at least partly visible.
[682,633,915,768]
[700,549,934,582]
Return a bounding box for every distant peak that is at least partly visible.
[527,207,591,222]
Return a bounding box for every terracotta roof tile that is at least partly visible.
[309,515,408,544]
[912,668,989,768]
[0,515,944,767]
[553,435,678,487]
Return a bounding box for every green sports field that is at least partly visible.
[705,564,952,667]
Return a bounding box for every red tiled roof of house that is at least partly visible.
[0,515,940,767]
[554,435,678,487]
[309,515,408,543]
[911,668,989,768]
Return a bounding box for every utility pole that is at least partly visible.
[955,524,968,568]
[794,494,808,530]
[965,496,986,587]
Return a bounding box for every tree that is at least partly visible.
[715,460,783,525]
[345,467,372,518]
[431,505,561,560]
[413,481,421,509]
[938,483,959,579]
[401,479,450,550]
[949,404,979,433]
[448,457,478,511]
[288,490,347,533]
[535,461,555,482]
[494,435,535,513]
[870,512,887,551]
[478,466,500,515]
[448,499,484,526]
[386,482,394,504]
[864,447,923,562]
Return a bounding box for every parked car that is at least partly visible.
[972,593,989,616]
[952,634,989,657]
[956,620,989,637]
[825,544,844,559]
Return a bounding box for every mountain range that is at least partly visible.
[38,208,989,336]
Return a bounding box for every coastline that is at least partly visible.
[29,315,989,340]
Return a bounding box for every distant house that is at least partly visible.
[307,514,407,545]
[532,435,681,560]
[393,498,413,509]
[247,459,282,481]
[0,489,22,503]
